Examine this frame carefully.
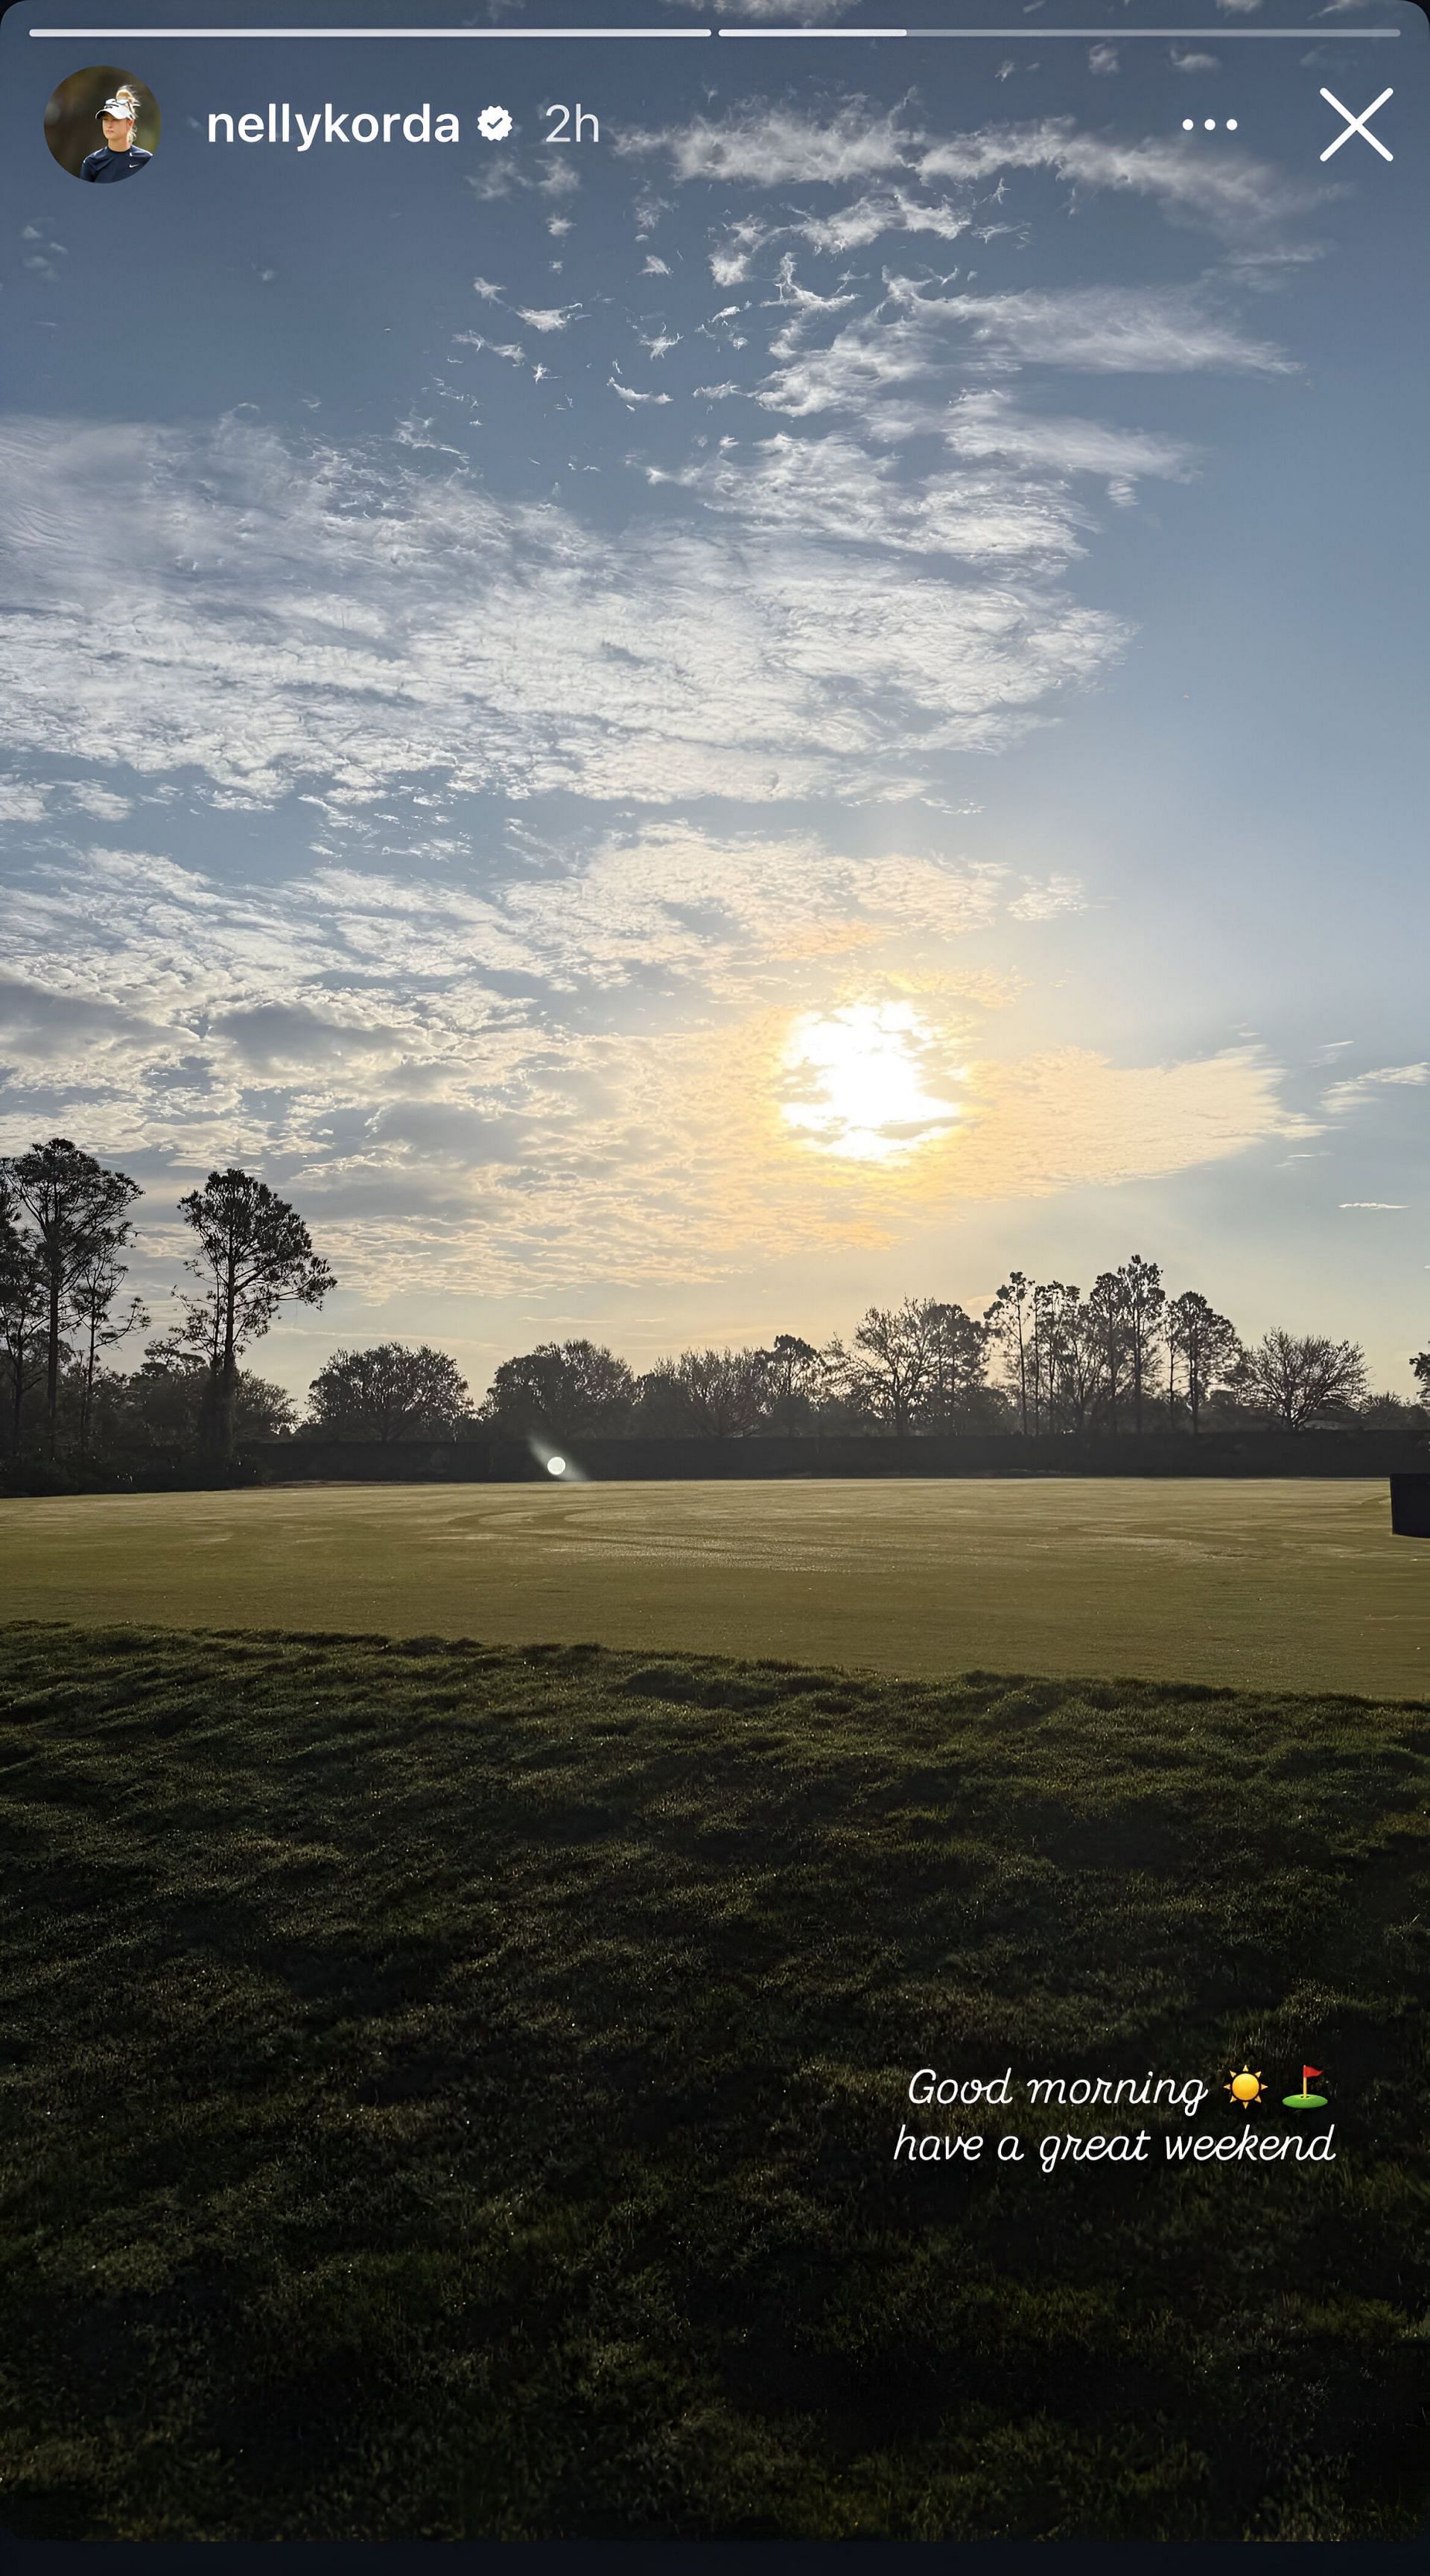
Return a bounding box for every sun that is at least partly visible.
[1226,2065,1266,2108]
[781,1002,964,1164]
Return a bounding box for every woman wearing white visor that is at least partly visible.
[80,86,152,182]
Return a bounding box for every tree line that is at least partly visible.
[1,1140,331,1477]
[2,1134,1426,1483]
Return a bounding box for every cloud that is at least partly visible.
[711,186,971,282]
[738,277,1288,433]
[916,118,1316,238]
[0,973,171,1072]
[2,812,1313,1297]
[622,104,1312,244]
[0,415,1128,812]
[887,279,1295,376]
[643,431,1093,565]
[664,0,858,13]
[67,782,134,819]
[748,301,946,423]
[1324,1063,1430,1113]
[609,372,673,406]
[946,387,1195,489]
[1007,873,1087,920]
[513,304,584,333]
[1339,1201,1405,1210]
[0,776,52,821]
[719,0,861,11]
[940,1045,1313,1201]
[618,104,915,188]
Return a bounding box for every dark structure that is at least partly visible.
[250,1430,1430,1487]
[1390,1473,1430,1536]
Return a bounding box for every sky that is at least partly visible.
[1,0,1427,1402]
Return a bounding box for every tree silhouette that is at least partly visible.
[4,1139,139,1460]
[0,1172,48,1457]
[1236,1330,1367,1432]
[479,1340,637,1444]
[178,1170,334,1466]
[307,1343,471,1443]
[988,1273,1032,1435]
[1119,1255,1166,1437]
[68,1234,148,1462]
[1167,1291,1241,1437]
[846,1302,931,1437]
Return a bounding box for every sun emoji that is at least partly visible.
[1226,2065,1266,2108]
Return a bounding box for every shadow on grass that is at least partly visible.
[1,1620,1427,2542]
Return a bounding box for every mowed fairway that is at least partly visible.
[1,1475,1424,1696]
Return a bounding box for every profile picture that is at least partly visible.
[44,64,159,182]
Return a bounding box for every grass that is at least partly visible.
[1,1475,1426,1696]
[1,1620,1428,2542]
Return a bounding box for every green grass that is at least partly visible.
[1,1475,1426,1696]
[1,1621,1428,2541]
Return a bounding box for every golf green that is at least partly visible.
[1,1476,1423,1696]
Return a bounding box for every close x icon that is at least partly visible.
[1320,84,1394,162]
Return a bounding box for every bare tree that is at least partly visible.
[666,1347,769,1438]
[757,1333,827,1433]
[918,1302,990,1433]
[1087,1270,1130,1435]
[4,1139,141,1461]
[1051,1284,1101,1436]
[0,1174,48,1458]
[1167,1291,1242,1436]
[1236,1330,1367,1432]
[845,1300,932,1437]
[68,1234,148,1462]
[1119,1254,1166,1437]
[1017,1285,1095,1437]
[988,1272,1032,1435]
[178,1169,335,1466]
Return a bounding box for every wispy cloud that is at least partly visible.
[642,431,1093,565]
[1007,873,1087,920]
[618,104,915,189]
[513,303,584,333]
[1324,1063,1430,1113]
[884,278,1297,376]
[624,104,1315,242]
[946,388,1195,493]
[662,0,859,15]
[711,186,970,282]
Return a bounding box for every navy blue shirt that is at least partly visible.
[80,144,152,182]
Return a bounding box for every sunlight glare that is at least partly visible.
[781,1002,963,1163]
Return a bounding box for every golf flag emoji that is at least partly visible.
[1283,2064,1328,2110]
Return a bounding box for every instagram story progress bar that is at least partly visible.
[27,19,1404,33]
[26,24,717,36]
